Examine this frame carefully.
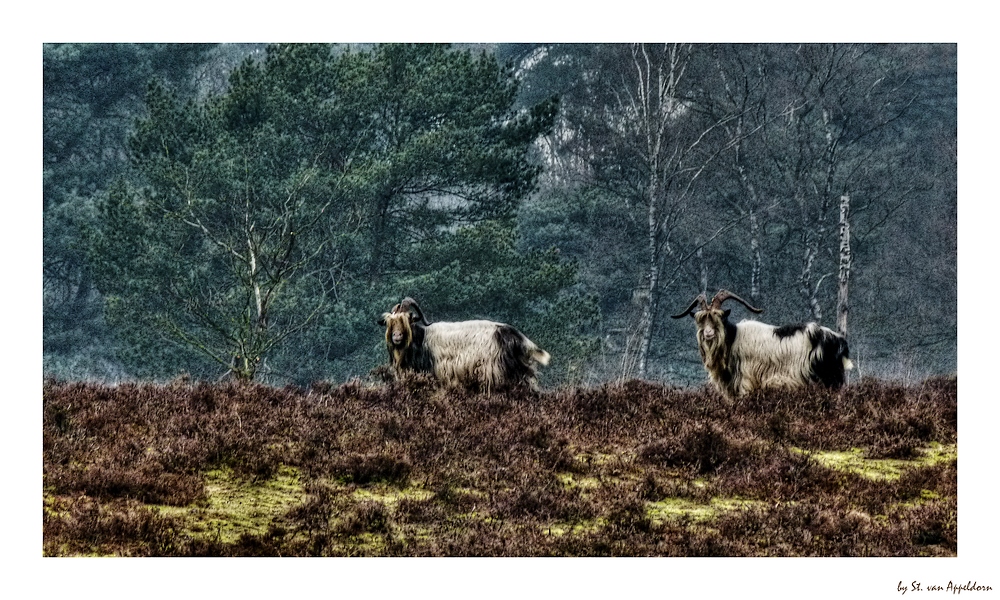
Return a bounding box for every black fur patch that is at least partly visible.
[774,323,807,339]
[705,318,738,388]
[411,324,425,348]
[397,324,434,373]
[808,327,850,388]
[724,319,738,348]
[495,325,534,387]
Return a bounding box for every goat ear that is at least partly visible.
[377,314,388,326]
[723,309,731,319]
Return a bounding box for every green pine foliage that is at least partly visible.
[391,220,600,385]
[85,43,585,383]
[44,43,217,380]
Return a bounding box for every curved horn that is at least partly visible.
[394,297,430,325]
[671,293,709,319]
[710,289,763,313]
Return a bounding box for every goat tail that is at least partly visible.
[533,347,551,367]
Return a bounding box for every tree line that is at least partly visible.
[43,43,956,385]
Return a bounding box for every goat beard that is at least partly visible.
[699,333,729,371]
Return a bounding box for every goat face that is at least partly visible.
[378,299,434,374]
[381,313,413,348]
[693,307,731,363]
[378,311,414,352]
[673,290,762,381]
[378,297,428,351]
[695,307,729,342]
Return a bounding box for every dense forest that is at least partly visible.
[43,43,957,387]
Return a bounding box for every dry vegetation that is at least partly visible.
[42,374,957,556]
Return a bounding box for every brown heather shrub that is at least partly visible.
[429,481,481,511]
[284,481,339,538]
[61,462,205,506]
[331,452,413,485]
[897,462,957,501]
[43,496,182,556]
[337,500,393,536]
[712,502,907,557]
[180,527,304,557]
[395,496,448,524]
[491,473,594,523]
[720,447,843,501]
[903,499,957,549]
[43,375,958,557]
[865,435,923,459]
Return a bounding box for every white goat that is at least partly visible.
[378,298,550,391]
[671,290,853,398]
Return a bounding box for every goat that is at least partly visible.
[377,297,551,391]
[671,290,854,398]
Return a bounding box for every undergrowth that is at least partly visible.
[43,375,957,556]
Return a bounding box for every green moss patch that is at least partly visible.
[556,472,603,490]
[793,443,956,481]
[154,465,305,543]
[647,497,762,523]
[544,518,604,536]
[352,485,435,505]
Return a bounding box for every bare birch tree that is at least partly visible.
[768,44,916,324]
[836,193,851,336]
[579,44,739,378]
[708,45,777,303]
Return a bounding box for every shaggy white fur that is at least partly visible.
[380,313,549,390]
[697,317,853,398]
[424,321,549,389]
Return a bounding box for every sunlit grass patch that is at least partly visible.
[792,443,956,481]
[544,518,604,536]
[574,451,620,466]
[646,497,762,523]
[339,531,389,555]
[43,493,71,519]
[352,484,435,505]
[916,442,957,465]
[155,464,305,543]
[556,472,603,490]
[807,448,906,480]
[895,489,942,509]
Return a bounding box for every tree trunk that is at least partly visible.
[368,190,394,282]
[797,135,835,323]
[797,196,824,322]
[731,110,764,303]
[636,181,661,379]
[836,194,851,336]
[749,209,761,301]
[697,243,708,297]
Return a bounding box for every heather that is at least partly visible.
[43,376,956,556]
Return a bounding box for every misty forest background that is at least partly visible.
[42,43,956,388]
